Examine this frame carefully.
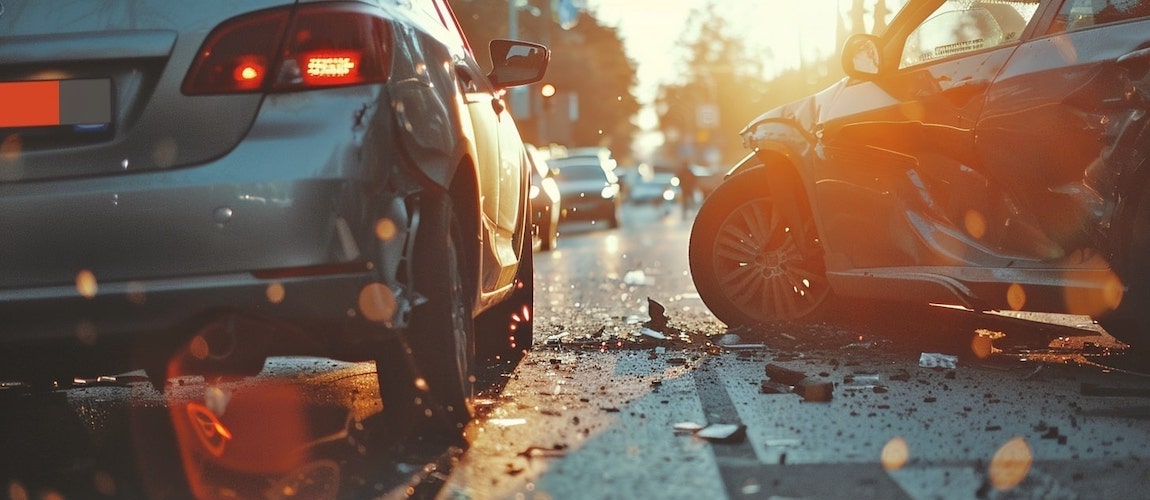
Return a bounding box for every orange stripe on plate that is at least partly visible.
[0,81,60,128]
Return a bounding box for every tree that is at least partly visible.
[654,3,774,168]
[454,0,639,159]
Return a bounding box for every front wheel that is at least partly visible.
[688,169,833,327]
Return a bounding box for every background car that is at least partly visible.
[620,163,678,210]
[689,0,1150,348]
[550,155,622,228]
[526,144,561,251]
[0,0,547,438]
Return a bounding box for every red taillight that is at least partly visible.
[183,4,391,95]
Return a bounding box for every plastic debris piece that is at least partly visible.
[760,380,793,394]
[764,364,807,386]
[641,327,668,340]
[919,352,958,369]
[794,378,834,402]
[623,269,648,286]
[489,418,527,427]
[644,297,669,331]
[696,423,747,443]
[673,422,704,433]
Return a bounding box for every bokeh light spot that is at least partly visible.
[1,134,22,163]
[76,270,98,299]
[358,283,397,323]
[75,320,98,346]
[375,218,398,241]
[971,329,1003,360]
[989,437,1033,491]
[190,335,210,361]
[265,282,286,304]
[1006,283,1026,311]
[414,377,429,392]
[881,436,910,471]
[964,210,986,240]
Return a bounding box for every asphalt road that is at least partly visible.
[4,204,1150,499]
[443,204,1150,499]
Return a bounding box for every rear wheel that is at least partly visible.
[376,194,474,440]
[1100,179,1150,347]
[689,168,833,326]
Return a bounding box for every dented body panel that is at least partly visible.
[731,0,1150,316]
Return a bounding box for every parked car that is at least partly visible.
[0,0,547,439]
[526,144,561,251]
[689,0,1150,348]
[550,155,622,228]
[621,164,678,208]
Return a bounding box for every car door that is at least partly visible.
[432,0,518,292]
[976,0,1150,262]
[814,1,1043,269]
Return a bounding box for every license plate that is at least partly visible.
[0,79,112,129]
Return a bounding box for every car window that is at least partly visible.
[1048,0,1150,33]
[554,163,608,182]
[899,0,1040,69]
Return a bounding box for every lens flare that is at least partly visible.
[375,218,398,241]
[1006,283,1026,311]
[75,270,98,299]
[358,283,397,324]
[989,437,1032,491]
[0,134,22,163]
[265,282,286,304]
[964,210,987,240]
[881,436,910,471]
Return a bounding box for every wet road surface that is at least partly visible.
[4,205,1150,499]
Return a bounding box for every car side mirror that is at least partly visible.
[842,33,882,80]
[488,39,549,89]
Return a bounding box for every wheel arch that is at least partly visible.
[727,147,822,244]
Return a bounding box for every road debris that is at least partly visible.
[644,297,669,332]
[623,269,649,286]
[919,352,958,369]
[760,380,793,394]
[640,327,668,340]
[794,378,833,402]
[764,364,807,386]
[695,423,747,443]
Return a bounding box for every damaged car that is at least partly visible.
[690,0,1150,347]
[0,0,546,437]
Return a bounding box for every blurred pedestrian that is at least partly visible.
[676,160,697,219]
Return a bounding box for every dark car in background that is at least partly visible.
[0,0,547,448]
[527,144,561,251]
[690,0,1150,349]
[550,155,621,228]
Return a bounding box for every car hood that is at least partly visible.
[738,78,849,150]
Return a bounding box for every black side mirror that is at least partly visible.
[488,39,549,89]
[842,33,882,80]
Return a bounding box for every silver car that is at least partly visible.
[0,0,547,436]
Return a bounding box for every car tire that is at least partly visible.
[689,168,833,327]
[376,194,473,440]
[476,224,534,362]
[1100,180,1150,347]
